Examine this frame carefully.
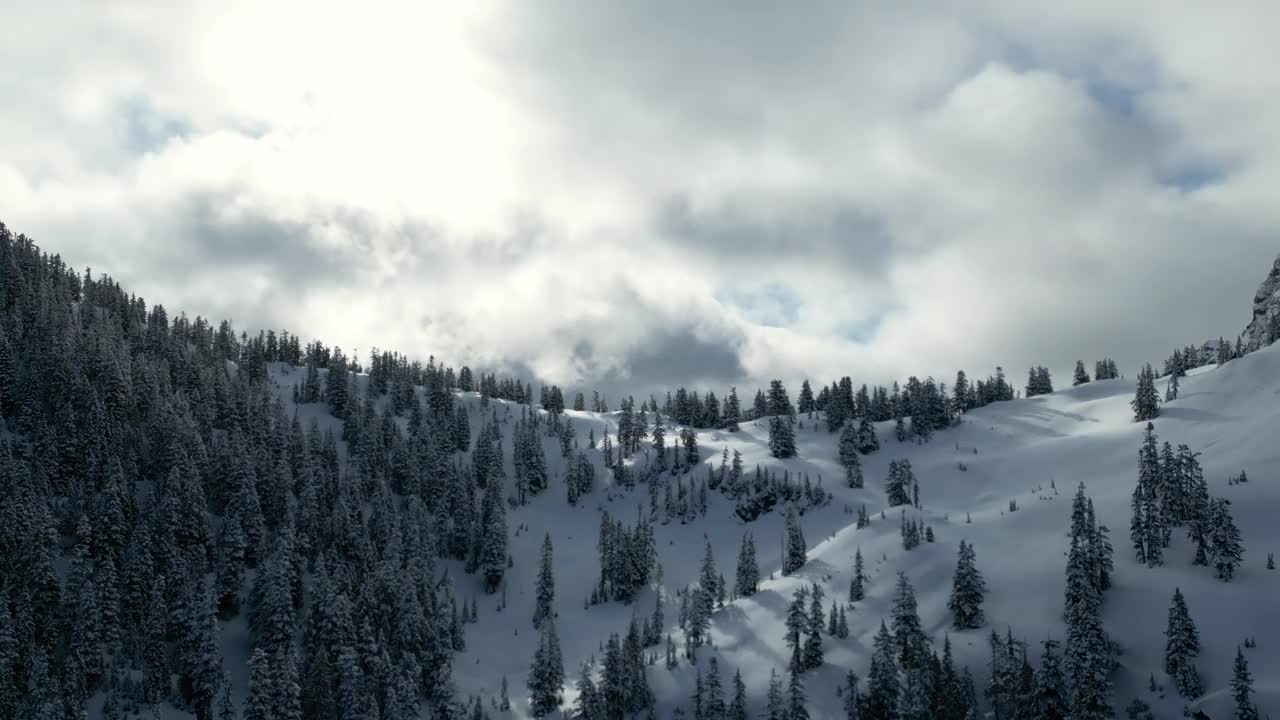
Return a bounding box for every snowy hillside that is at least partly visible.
[263,344,1278,719]
[1,227,1275,720]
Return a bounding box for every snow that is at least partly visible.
[255,344,1279,719]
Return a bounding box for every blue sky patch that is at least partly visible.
[119,96,190,154]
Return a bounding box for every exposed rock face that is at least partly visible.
[1244,253,1280,350]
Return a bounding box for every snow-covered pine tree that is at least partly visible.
[784,586,810,666]
[244,647,301,720]
[891,572,927,670]
[527,617,564,717]
[1063,530,1113,720]
[724,387,741,431]
[953,370,971,416]
[838,422,864,488]
[849,547,866,602]
[729,668,748,720]
[1131,423,1164,567]
[705,656,725,720]
[1131,363,1160,421]
[1208,497,1243,580]
[1026,366,1054,397]
[1163,588,1202,698]
[478,465,509,593]
[1073,360,1090,386]
[766,669,784,720]
[864,621,900,720]
[1180,445,1211,565]
[842,672,861,720]
[798,380,814,414]
[769,414,797,459]
[947,540,987,629]
[803,584,825,670]
[699,541,719,614]
[735,531,759,597]
[533,533,555,629]
[783,506,807,575]
[1030,639,1069,720]
[686,585,710,650]
[856,416,880,454]
[885,459,913,507]
[1231,646,1259,720]
[682,426,700,467]
[787,668,809,720]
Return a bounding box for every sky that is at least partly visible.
[2,1,1279,398]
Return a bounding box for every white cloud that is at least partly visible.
[2,1,1277,397]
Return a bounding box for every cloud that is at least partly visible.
[2,1,1278,399]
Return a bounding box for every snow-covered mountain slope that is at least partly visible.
[261,344,1278,719]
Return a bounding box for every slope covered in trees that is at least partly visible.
[0,222,1276,719]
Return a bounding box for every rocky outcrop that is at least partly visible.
[1244,253,1280,350]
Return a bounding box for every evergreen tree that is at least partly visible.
[1063,531,1113,720]
[839,423,864,488]
[1026,366,1053,397]
[1031,639,1070,720]
[766,669,784,720]
[1164,588,1203,698]
[953,370,971,416]
[533,533,555,629]
[735,532,759,597]
[1131,364,1160,421]
[652,413,666,467]
[947,540,986,629]
[803,584,825,670]
[1131,423,1164,567]
[1230,646,1258,720]
[769,415,797,459]
[1124,698,1154,720]
[724,388,741,431]
[575,663,601,720]
[891,573,927,670]
[527,617,564,717]
[787,669,809,720]
[705,657,725,720]
[1208,497,1244,580]
[1073,361,1090,387]
[783,506,807,575]
[885,459,914,507]
[864,621,900,720]
[478,465,509,593]
[699,542,720,619]
[856,416,880,454]
[798,380,815,414]
[680,425,700,468]
[244,647,302,720]
[842,671,861,720]
[1182,445,1212,566]
[849,547,866,602]
[784,587,809,663]
[728,668,748,720]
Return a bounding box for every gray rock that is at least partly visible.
[1243,253,1280,350]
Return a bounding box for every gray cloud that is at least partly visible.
[657,196,895,272]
